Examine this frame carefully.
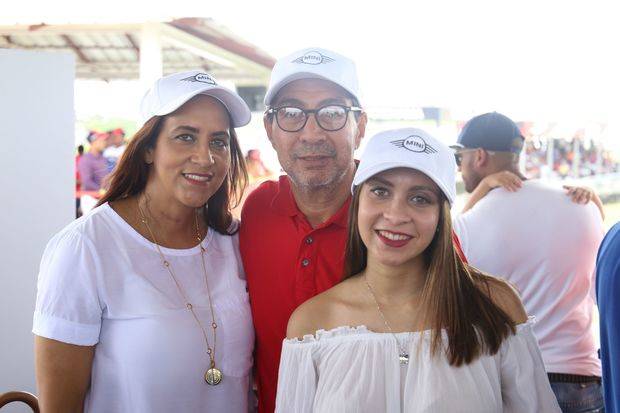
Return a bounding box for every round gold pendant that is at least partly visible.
[205,367,223,385]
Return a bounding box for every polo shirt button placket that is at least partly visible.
[296,231,317,302]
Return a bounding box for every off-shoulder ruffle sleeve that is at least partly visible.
[274,323,560,412]
[275,333,321,413]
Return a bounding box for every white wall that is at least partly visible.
[0,49,75,412]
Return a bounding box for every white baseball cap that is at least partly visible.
[140,70,251,128]
[353,128,457,205]
[264,47,361,106]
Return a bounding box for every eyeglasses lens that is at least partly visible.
[275,105,349,132]
[316,106,347,131]
[276,107,305,132]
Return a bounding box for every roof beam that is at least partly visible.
[0,23,143,34]
[170,20,274,69]
[158,23,235,68]
[0,43,184,52]
[61,34,91,63]
[161,23,271,81]
[125,33,140,56]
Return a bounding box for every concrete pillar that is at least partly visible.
[546,138,555,176]
[572,138,581,178]
[596,145,604,175]
[139,23,163,89]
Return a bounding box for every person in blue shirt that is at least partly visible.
[597,222,620,413]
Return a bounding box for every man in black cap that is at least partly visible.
[452,112,527,194]
[451,112,605,412]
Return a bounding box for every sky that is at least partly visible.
[2,0,619,126]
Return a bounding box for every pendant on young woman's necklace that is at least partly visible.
[399,352,410,365]
[205,366,223,385]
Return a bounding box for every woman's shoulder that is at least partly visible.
[286,277,361,340]
[48,202,145,260]
[38,208,111,285]
[474,272,528,324]
[49,204,112,246]
[286,290,337,340]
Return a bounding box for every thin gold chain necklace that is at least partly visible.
[137,200,222,385]
[364,276,410,366]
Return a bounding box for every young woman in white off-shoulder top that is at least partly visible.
[275,128,560,413]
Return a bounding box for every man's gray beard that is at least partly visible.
[287,167,349,193]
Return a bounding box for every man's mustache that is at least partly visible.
[293,142,337,158]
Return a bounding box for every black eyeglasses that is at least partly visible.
[266,105,362,132]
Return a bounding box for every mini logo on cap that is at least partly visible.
[391,135,437,154]
[181,73,217,85]
[292,51,335,65]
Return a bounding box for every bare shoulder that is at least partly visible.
[286,292,333,339]
[476,274,529,324]
[286,278,359,339]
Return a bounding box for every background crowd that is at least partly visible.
[525,138,617,179]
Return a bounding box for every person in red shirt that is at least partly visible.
[239,47,466,413]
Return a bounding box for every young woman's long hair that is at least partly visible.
[344,183,516,366]
[97,115,248,235]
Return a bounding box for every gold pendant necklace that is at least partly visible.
[364,276,410,366]
[138,199,223,385]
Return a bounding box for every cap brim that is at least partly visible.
[264,72,359,106]
[352,161,456,205]
[153,85,251,128]
[449,143,465,150]
[202,88,252,128]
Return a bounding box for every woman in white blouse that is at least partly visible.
[33,71,254,412]
[276,128,560,412]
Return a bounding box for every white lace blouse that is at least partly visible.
[275,321,560,412]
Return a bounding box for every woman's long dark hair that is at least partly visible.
[97,115,248,235]
[344,184,515,366]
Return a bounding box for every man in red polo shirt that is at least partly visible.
[240,47,466,412]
